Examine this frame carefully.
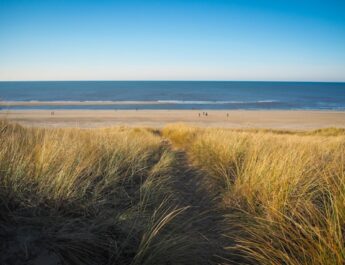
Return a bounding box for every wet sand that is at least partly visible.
[1,110,345,129]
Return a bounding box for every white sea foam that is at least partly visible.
[1,100,280,105]
[157,100,279,104]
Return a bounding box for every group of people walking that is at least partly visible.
[198,112,208,117]
[198,112,230,118]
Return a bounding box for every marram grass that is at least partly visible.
[1,121,345,264]
[163,124,345,265]
[0,121,207,265]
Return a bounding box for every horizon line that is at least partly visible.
[1,80,345,83]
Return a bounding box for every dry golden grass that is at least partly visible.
[1,121,345,264]
[0,121,209,265]
[163,124,345,265]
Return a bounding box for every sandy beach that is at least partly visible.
[1,110,344,129]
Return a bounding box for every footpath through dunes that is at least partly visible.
[0,121,234,265]
[3,122,345,264]
[158,138,232,264]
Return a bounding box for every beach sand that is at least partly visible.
[1,110,345,129]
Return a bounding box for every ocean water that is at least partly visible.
[0,81,345,110]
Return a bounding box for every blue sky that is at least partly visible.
[0,0,345,81]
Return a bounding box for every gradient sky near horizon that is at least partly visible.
[1,0,345,81]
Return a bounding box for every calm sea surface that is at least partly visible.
[0,81,345,110]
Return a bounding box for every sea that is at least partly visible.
[0,81,345,110]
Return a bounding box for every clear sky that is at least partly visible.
[1,0,345,81]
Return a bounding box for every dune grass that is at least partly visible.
[163,124,345,265]
[0,121,209,265]
[1,121,345,264]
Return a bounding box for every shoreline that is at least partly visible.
[0,100,167,106]
[0,100,281,106]
[1,109,345,129]
[2,100,344,109]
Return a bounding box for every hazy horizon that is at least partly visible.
[1,0,345,82]
[0,79,345,84]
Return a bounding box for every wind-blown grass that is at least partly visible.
[163,124,345,265]
[0,121,206,265]
[1,121,345,264]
